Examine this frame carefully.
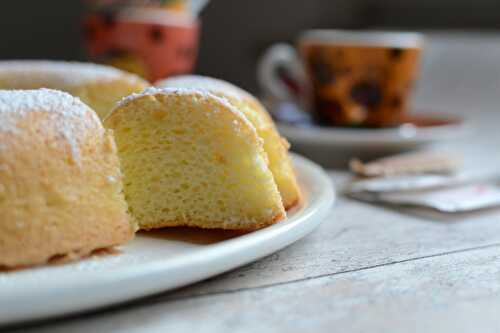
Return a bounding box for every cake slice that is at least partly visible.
[0,89,134,268]
[0,60,149,119]
[156,75,301,209]
[105,88,286,230]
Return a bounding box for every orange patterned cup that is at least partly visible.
[259,30,423,127]
[84,7,199,82]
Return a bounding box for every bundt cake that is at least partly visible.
[0,89,134,268]
[104,88,286,230]
[156,75,301,209]
[0,60,149,119]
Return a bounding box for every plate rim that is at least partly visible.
[0,153,335,326]
[277,121,471,146]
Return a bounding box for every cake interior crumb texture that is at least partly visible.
[105,89,286,230]
[156,75,302,209]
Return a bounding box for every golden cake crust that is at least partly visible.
[141,212,286,231]
[0,60,149,119]
[0,89,134,268]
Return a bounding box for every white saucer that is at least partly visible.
[0,154,334,326]
[278,119,470,167]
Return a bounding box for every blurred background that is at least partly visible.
[2,0,499,93]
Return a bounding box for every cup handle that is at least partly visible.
[257,43,309,109]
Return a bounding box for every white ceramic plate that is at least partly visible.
[0,154,334,326]
[278,120,470,167]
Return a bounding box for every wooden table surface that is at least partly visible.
[4,33,500,333]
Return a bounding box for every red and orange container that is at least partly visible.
[84,0,201,82]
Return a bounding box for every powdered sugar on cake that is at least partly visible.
[0,89,103,166]
[116,87,260,140]
[157,75,256,103]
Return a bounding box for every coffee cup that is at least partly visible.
[258,30,423,127]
